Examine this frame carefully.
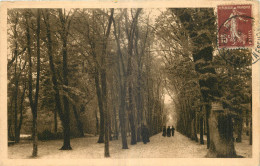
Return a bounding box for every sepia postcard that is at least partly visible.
[0,0,259,165]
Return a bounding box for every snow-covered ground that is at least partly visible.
[8,132,251,159]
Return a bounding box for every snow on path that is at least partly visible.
[111,132,207,158]
[8,132,208,159]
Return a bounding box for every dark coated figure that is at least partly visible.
[167,126,171,137]
[141,124,150,144]
[162,126,166,137]
[171,126,175,136]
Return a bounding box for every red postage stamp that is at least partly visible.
[217,5,253,48]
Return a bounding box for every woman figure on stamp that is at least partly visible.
[224,7,248,45]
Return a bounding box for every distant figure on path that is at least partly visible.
[141,124,150,144]
[162,126,166,137]
[171,126,175,136]
[167,126,171,137]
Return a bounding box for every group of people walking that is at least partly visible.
[162,126,175,137]
[139,124,175,144]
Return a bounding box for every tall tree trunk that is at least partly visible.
[196,112,200,134]
[31,112,38,157]
[32,9,41,157]
[26,12,34,156]
[54,108,57,133]
[26,9,41,157]
[199,107,204,144]
[13,14,19,143]
[236,120,243,142]
[245,109,249,136]
[94,70,104,143]
[206,105,210,149]
[125,9,141,145]
[191,115,198,142]
[113,106,118,140]
[194,115,198,142]
[17,82,26,143]
[60,43,71,150]
[249,118,252,145]
[118,55,128,149]
[72,105,84,137]
[127,62,136,145]
[102,9,114,157]
[136,67,142,142]
[112,16,128,149]
[146,58,152,132]
[236,111,243,142]
[95,109,99,136]
[207,111,236,157]
[111,78,118,140]
[8,95,14,141]
[204,116,206,135]
[59,9,72,150]
[109,114,112,141]
[135,27,146,141]
[101,68,110,157]
[249,101,252,145]
[14,55,19,143]
[43,9,65,130]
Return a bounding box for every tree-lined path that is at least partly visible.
[7,8,252,159]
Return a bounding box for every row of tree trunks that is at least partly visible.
[145,45,153,134]
[111,9,163,149]
[169,8,238,157]
[8,11,28,143]
[177,95,198,140]
[134,17,148,141]
[11,12,22,143]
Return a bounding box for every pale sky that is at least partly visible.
[164,93,172,104]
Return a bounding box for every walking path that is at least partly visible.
[8,132,251,159]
